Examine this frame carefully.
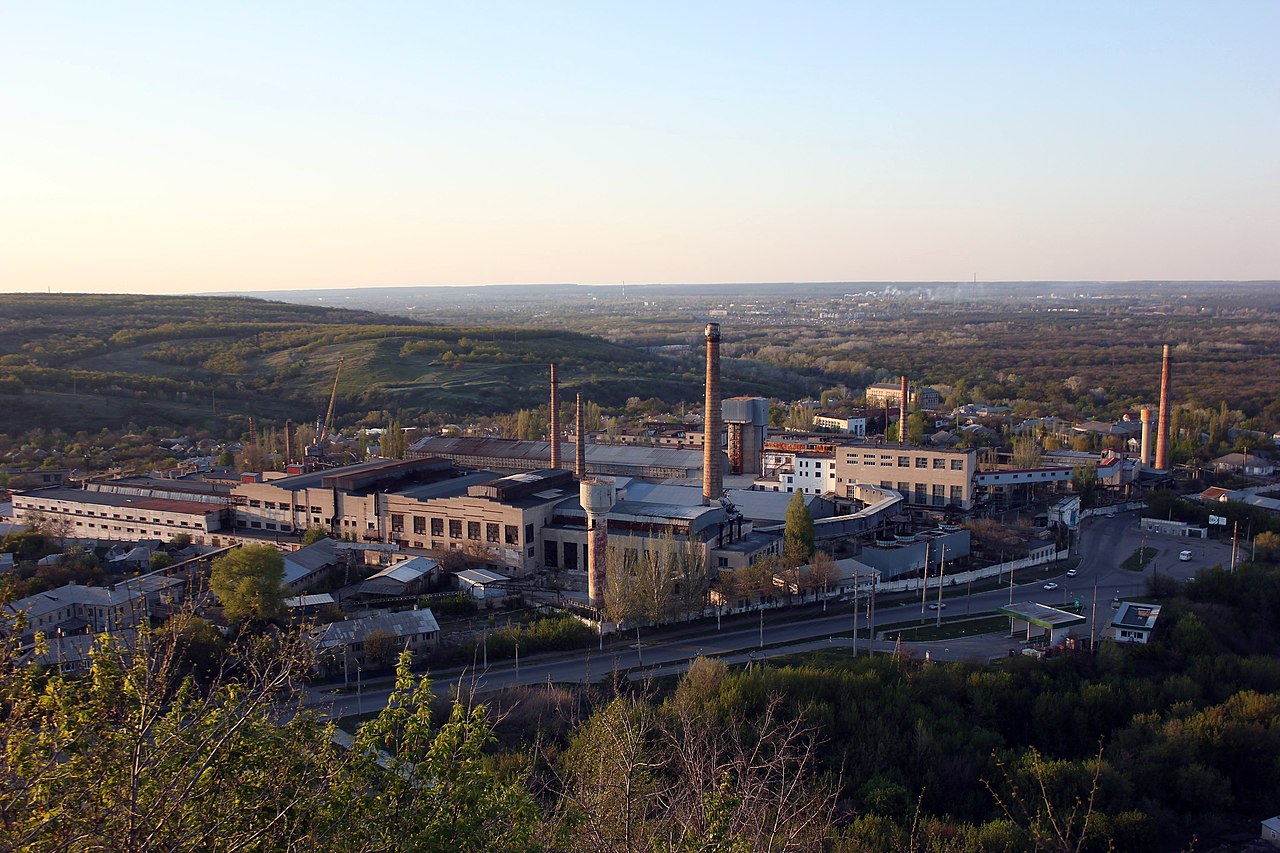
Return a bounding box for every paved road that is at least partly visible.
[307,508,1236,721]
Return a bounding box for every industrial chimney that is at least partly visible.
[284,419,295,465]
[1154,345,1172,471]
[575,393,586,479]
[580,477,616,608]
[899,375,909,446]
[549,363,561,470]
[1139,407,1152,468]
[702,323,723,505]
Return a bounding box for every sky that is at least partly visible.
[2,2,1278,294]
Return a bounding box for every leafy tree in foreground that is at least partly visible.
[209,543,286,624]
[0,625,542,852]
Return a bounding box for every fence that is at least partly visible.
[875,547,1070,595]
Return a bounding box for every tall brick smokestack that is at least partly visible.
[702,323,723,505]
[549,363,561,470]
[1155,344,1172,471]
[575,392,586,478]
[1140,407,1152,467]
[899,375,909,446]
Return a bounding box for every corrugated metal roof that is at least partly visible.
[314,608,440,650]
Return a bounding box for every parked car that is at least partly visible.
[1043,582,1059,591]
[1066,569,1077,577]
[1179,550,1192,561]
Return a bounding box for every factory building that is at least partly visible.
[10,488,228,543]
[833,445,977,510]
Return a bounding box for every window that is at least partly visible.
[933,458,946,469]
[950,459,964,470]
[897,482,910,493]
[505,525,519,545]
[249,500,260,508]
[265,501,276,509]
[544,542,558,568]
[915,457,928,468]
[486,523,500,543]
[898,456,910,467]
[431,517,444,537]
[413,516,426,535]
[310,506,322,514]
[467,521,481,540]
[950,485,964,502]
[390,514,404,533]
[449,519,462,538]
[525,524,534,545]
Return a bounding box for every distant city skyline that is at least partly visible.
[2,2,1277,295]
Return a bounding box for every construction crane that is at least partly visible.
[313,355,344,451]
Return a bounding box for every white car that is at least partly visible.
[928,602,947,610]
[1066,569,1077,577]
[1179,550,1192,562]
[1043,582,1059,591]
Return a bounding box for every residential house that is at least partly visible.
[312,608,441,675]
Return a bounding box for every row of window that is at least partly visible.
[244,499,323,513]
[846,455,965,470]
[387,514,521,544]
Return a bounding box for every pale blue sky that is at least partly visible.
[2,2,1277,293]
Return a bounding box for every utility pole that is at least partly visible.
[935,545,946,628]
[851,568,859,657]
[920,541,930,615]
[1231,521,1239,572]
[868,578,876,654]
[1090,582,1098,650]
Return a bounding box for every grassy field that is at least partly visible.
[0,293,822,437]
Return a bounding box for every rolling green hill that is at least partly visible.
[0,294,813,436]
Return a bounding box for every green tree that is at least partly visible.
[1012,433,1042,469]
[783,490,815,567]
[333,653,539,851]
[1071,465,1099,509]
[217,448,235,467]
[168,532,192,549]
[149,552,174,571]
[1254,531,1280,564]
[209,544,286,624]
[301,525,329,546]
